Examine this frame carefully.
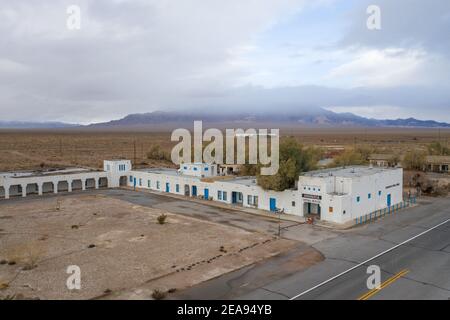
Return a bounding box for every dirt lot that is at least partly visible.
[0,194,296,300]
[1,128,449,171]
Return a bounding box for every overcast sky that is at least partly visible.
[0,0,449,124]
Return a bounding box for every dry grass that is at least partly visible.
[0,128,449,172]
[4,242,47,271]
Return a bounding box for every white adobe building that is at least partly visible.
[297,166,403,224]
[0,160,131,200]
[125,162,403,224]
[0,159,403,225]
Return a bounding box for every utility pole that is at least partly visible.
[133,139,137,165]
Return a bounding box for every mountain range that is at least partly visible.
[1,108,450,129]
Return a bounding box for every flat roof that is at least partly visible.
[221,177,258,187]
[1,168,97,179]
[302,166,400,178]
[133,168,260,186]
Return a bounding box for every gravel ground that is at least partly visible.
[0,194,295,299]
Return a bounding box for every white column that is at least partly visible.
[5,186,10,199]
[21,184,27,197]
[38,183,43,196]
[68,180,73,192]
[95,178,99,189]
[53,182,58,194]
[81,179,86,191]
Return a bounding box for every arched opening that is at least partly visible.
[9,185,22,197]
[57,181,69,192]
[99,177,108,188]
[26,183,39,195]
[0,186,5,199]
[42,182,54,194]
[72,179,82,191]
[184,184,190,196]
[85,178,95,189]
[119,176,128,187]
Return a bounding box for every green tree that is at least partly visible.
[257,138,316,191]
[403,149,427,170]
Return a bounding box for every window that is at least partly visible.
[193,167,198,171]
[292,201,296,207]
[129,176,133,183]
[253,196,258,206]
[318,189,321,192]
[139,178,142,186]
[343,210,346,215]
[157,181,160,189]
[223,192,228,201]
[184,166,187,170]
[357,196,361,202]
[247,195,252,205]
[204,167,209,171]
[148,180,151,188]
[218,191,222,200]
[368,193,371,199]
[378,191,382,196]
[329,207,334,213]
[176,184,180,193]
[107,165,110,171]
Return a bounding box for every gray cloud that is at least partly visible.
[341,0,450,55]
[0,0,449,123]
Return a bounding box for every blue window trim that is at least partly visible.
[357,196,361,202]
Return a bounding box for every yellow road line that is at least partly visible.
[358,269,409,300]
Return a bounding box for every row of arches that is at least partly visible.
[1,177,108,199]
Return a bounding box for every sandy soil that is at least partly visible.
[0,194,296,300]
[1,128,449,171]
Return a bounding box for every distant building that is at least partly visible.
[368,154,402,168]
[424,156,450,173]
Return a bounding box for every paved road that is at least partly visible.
[175,197,450,300]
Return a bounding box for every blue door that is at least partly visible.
[204,188,209,199]
[133,177,137,189]
[165,183,170,193]
[387,194,391,207]
[192,186,197,197]
[232,192,237,204]
[270,198,277,212]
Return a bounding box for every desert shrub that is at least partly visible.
[403,150,427,170]
[151,289,167,300]
[147,145,170,161]
[5,242,46,271]
[157,214,167,225]
[427,141,450,156]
